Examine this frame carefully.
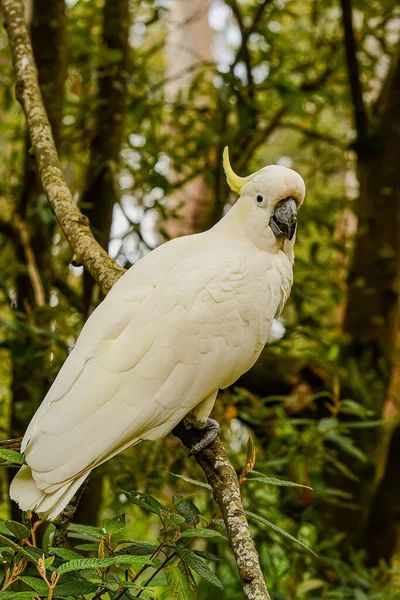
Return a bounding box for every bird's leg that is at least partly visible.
[187,417,220,455]
[172,416,220,456]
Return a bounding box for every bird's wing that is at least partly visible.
[23,241,285,490]
[21,235,188,452]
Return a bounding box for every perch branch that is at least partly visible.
[174,426,271,600]
[2,2,271,595]
[1,0,125,294]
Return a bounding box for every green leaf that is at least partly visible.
[4,520,31,540]
[193,550,220,561]
[248,473,313,490]
[103,513,126,535]
[19,576,49,595]
[168,472,211,489]
[67,523,105,540]
[317,417,338,433]
[211,519,225,529]
[0,593,37,600]
[74,542,101,551]
[178,548,224,589]
[164,513,186,527]
[324,454,360,482]
[180,528,225,540]
[339,399,372,418]
[50,547,84,561]
[296,579,325,595]
[245,512,317,556]
[42,522,55,553]
[102,579,120,592]
[172,495,200,525]
[56,554,155,574]
[53,573,99,596]
[171,494,196,507]
[179,559,199,600]
[117,542,159,556]
[0,534,37,562]
[166,564,196,600]
[317,532,346,552]
[0,521,13,536]
[325,434,367,463]
[0,449,23,465]
[45,555,55,568]
[124,490,166,515]
[345,417,400,429]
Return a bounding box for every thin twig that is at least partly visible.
[0,437,22,451]
[15,218,45,307]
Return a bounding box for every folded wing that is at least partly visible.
[21,241,282,497]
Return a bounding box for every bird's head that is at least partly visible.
[222,147,305,252]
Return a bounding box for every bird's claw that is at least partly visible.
[188,418,220,456]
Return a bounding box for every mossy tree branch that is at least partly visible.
[7,0,68,524]
[174,425,271,600]
[2,1,271,596]
[1,0,125,294]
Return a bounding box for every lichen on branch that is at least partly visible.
[174,425,271,600]
[1,0,125,294]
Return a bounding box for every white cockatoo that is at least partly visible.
[10,148,305,520]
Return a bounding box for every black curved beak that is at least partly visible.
[269,197,297,241]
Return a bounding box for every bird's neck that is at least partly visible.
[213,202,295,263]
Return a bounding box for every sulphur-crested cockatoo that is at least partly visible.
[10,148,305,520]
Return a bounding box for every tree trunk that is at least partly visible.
[81,0,130,315]
[364,425,400,565]
[332,43,400,545]
[163,0,217,238]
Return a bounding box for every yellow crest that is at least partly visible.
[223,147,257,193]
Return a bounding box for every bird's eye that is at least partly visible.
[255,194,267,207]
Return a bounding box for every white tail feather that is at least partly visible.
[10,465,89,521]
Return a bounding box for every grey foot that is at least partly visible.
[188,418,220,456]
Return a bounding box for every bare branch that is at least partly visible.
[0,438,22,451]
[228,0,255,94]
[15,218,45,307]
[279,122,348,149]
[237,105,288,170]
[1,0,125,295]
[339,0,369,144]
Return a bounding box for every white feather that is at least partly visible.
[10,163,305,519]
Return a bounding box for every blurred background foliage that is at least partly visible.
[0,0,400,598]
